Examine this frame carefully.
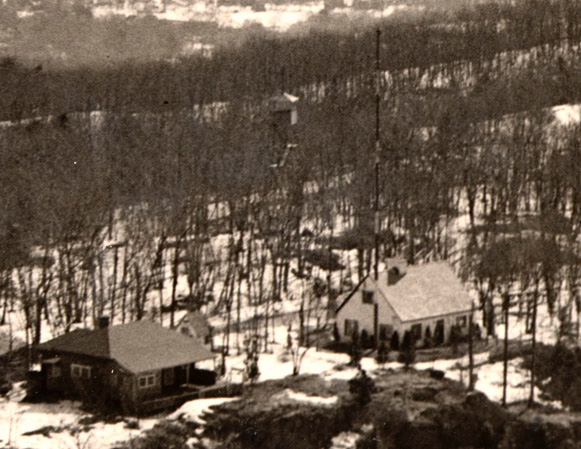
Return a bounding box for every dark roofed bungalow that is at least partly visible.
[34,320,217,414]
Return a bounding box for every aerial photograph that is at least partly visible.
[1,0,581,447]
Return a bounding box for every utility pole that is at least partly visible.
[374,27,381,283]
[373,28,381,351]
[468,301,475,391]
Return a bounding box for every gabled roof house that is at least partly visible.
[35,320,216,413]
[176,310,213,348]
[335,261,473,347]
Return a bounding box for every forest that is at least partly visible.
[1,0,581,364]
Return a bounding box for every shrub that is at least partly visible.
[375,341,389,366]
[424,326,433,349]
[360,329,374,349]
[303,249,345,271]
[348,368,375,406]
[390,331,400,351]
[450,325,461,355]
[398,331,416,369]
[349,329,362,367]
[434,324,445,346]
[333,324,340,342]
[525,343,581,410]
[123,420,191,449]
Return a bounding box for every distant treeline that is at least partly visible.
[2,0,581,120]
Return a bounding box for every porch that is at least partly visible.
[139,382,243,415]
[160,365,217,395]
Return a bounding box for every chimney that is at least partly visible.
[385,257,407,285]
[97,316,110,329]
[387,267,400,285]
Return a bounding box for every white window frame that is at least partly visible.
[71,363,91,379]
[138,374,156,389]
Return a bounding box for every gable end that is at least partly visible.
[335,275,369,314]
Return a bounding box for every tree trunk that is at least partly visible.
[502,292,509,407]
[170,245,180,328]
[469,303,474,391]
[529,289,538,408]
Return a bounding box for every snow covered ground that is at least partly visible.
[1,90,579,447]
[0,184,572,449]
[0,320,564,449]
[169,397,239,422]
[90,0,413,31]
[0,384,158,449]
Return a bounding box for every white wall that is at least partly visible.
[336,279,472,347]
[336,277,401,341]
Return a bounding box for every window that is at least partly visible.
[362,291,374,304]
[180,326,190,336]
[344,319,359,338]
[71,364,91,379]
[457,316,467,327]
[379,324,393,341]
[411,323,422,341]
[138,374,156,389]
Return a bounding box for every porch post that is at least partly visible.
[374,303,379,349]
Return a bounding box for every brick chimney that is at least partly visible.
[97,316,109,329]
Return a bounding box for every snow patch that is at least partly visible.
[283,389,338,405]
[0,399,157,449]
[169,397,238,423]
[551,104,581,127]
[330,430,362,449]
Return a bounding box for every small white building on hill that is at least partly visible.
[335,260,473,347]
[176,310,213,349]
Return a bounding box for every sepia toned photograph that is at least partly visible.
[0,0,581,447]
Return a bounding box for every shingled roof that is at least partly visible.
[37,321,215,374]
[337,262,472,322]
[177,310,212,340]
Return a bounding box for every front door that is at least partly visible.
[162,368,175,393]
[175,365,188,386]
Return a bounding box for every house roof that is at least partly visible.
[177,310,212,339]
[337,262,472,322]
[37,321,216,374]
[269,91,299,112]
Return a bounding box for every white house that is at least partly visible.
[176,310,213,349]
[335,260,473,347]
